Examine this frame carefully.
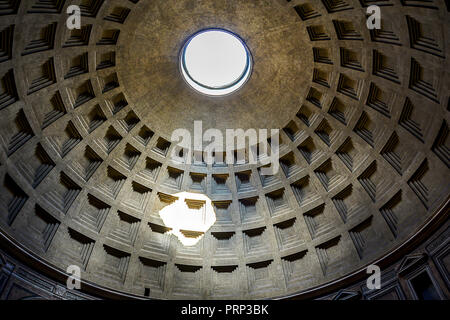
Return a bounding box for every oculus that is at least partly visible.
[180,29,252,96]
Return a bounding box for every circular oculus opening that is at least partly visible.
[181,29,252,96]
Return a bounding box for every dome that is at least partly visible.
[0,0,448,300]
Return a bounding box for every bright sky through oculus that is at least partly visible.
[181,29,251,96]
